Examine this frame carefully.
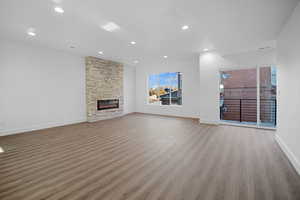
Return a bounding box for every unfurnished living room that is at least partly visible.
[1,0,300,199]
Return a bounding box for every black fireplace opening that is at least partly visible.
[97,99,119,110]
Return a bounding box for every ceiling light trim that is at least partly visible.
[54,6,64,13]
[182,25,189,30]
[101,22,120,32]
[27,28,36,37]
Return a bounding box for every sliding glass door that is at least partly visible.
[220,66,277,128]
[259,67,277,127]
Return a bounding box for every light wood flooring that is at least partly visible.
[0,113,300,200]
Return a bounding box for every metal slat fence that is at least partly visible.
[220,98,276,126]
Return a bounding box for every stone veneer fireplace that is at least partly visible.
[85,56,123,122]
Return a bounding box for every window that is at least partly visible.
[148,72,182,105]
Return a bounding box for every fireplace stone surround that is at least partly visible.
[85,56,123,122]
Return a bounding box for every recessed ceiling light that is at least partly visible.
[27,29,36,36]
[163,55,168,58]
[182,25,189,30]
[102,22,120,32]
[130,41,136,45]
[134,60,139,64]
[98,51,103,55]
[203,48,209,52]
[27,31,36,36]
[54,6,64,13]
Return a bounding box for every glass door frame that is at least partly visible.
[219,65,277,129]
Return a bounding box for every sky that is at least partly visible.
[149,72,179,88]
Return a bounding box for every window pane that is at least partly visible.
[148,72,182,106]
[170,72,182,105]
[220,68,257,125]
[148,74,160,104]
[259,66,277,127]
[159,72,171,105]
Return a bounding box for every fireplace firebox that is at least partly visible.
[97,99,119,110]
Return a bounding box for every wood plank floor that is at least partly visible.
[0,113,300,200]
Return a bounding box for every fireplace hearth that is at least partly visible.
[97,99,119,111]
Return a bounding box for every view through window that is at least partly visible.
[148,72,182,105]
[220,66,277,127]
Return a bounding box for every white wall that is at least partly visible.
[135,59,200,118]
[0,39,137,136]
[0,39,86,136]
[123,65,136,114]
[199,49,276,124]
[276,2,300,174]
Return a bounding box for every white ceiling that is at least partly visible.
[0,0,299,65]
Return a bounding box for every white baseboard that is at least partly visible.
[199,118,219,125]
[134,112,199,120]
[0,112,136,136]
[275,134,300,175]
[0,118,87,137]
